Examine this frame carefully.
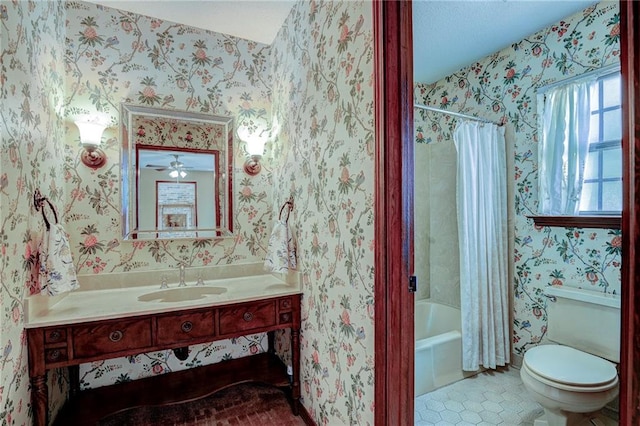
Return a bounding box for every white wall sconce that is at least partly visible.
[237,122,271,176]
[75,117,108,169]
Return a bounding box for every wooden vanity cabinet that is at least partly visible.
[26,294,301,426]
[156,310,215,345]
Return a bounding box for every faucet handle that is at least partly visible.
[160,274,169,289]
[178,262,187,287]
[196,273,205,286]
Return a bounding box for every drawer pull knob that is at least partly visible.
[48,350,60,361]
[181,321,193,333]
[50,331,61,341]
[243,312,253,322]
[109,330,123,342]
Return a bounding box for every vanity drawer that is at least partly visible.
[279,298,293,311]
[45,348,68,364]
[44,329,67,344]
[72,318,152,358]
[219,301,276,335]
[156,311,214,345]
[279,312,293,324]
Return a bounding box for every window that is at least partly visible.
[532,65,622,228]
[579,71,622,215]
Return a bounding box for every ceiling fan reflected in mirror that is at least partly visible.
[145,154,192,178]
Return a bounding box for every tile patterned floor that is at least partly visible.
[414,367,544,425]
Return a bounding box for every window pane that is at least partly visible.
[589,114,600,143]
[583,152,599,180]
[602,147,622,179]
[602,181,622,212]
[590,83,600,111]
[602,76,621,108]
[579,182,598,212]
[603,108,622,141]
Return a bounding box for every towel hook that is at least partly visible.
[278,196,294,223]
[33,189,59,231]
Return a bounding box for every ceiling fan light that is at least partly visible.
[169,170,179,178]
[180,170,187,178]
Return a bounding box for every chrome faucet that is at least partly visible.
[178,263,187,287]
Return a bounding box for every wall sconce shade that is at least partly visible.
[75,118,108,169]
[237,123,270,176]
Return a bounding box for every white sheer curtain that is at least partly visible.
[454,120,510,372]
[538,81,591,215]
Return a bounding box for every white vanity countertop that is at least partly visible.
[25,266,301,328]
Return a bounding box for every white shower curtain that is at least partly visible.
[454,120,510,372]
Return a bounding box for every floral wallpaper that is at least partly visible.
[78,333,267,390]
[1,1,68,424]
[270,1,375,424]
[64,0,273,275]
[2,0,376,424]
[133,116,227,151]
[63,0,279,391]
[414,1,622,357]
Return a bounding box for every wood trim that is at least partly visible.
[527,215,621,229]
[619,1,639,424]
[28,294,302,426]
[374,1,415,425]
[299,403,317,426]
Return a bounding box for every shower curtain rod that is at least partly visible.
[414,103,502,126]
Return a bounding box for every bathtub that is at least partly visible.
[414,300,475,397]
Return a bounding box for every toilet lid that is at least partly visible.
[524,345,617,387]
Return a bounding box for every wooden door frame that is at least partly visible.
[620,1,639,424]
[374,0,639,424]
[374,1,415,425]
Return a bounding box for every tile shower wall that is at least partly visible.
[1,1,68,423]
[414,145,432,301]
[415,140,461,307]
[64,1,276,390]
[270,1,376,424]
[414,1,622,356]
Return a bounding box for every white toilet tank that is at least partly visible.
[545,286,620,363]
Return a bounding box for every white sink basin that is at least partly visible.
[138,286,227,303]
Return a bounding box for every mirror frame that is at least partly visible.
[120,103,234,239]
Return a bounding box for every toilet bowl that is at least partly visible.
[521,345,618,425]
[520,286,621,426]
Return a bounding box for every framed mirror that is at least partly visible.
[120,103,234,239]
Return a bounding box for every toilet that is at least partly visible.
[520,286,620,426]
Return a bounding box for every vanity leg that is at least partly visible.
[31,373,48,426]
[291,327,300,416]
[69,365,80,397]
[267,330,275,354]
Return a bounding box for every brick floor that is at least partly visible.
[100,383,305,426]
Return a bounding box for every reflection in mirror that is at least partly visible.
[121,104,233,239]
